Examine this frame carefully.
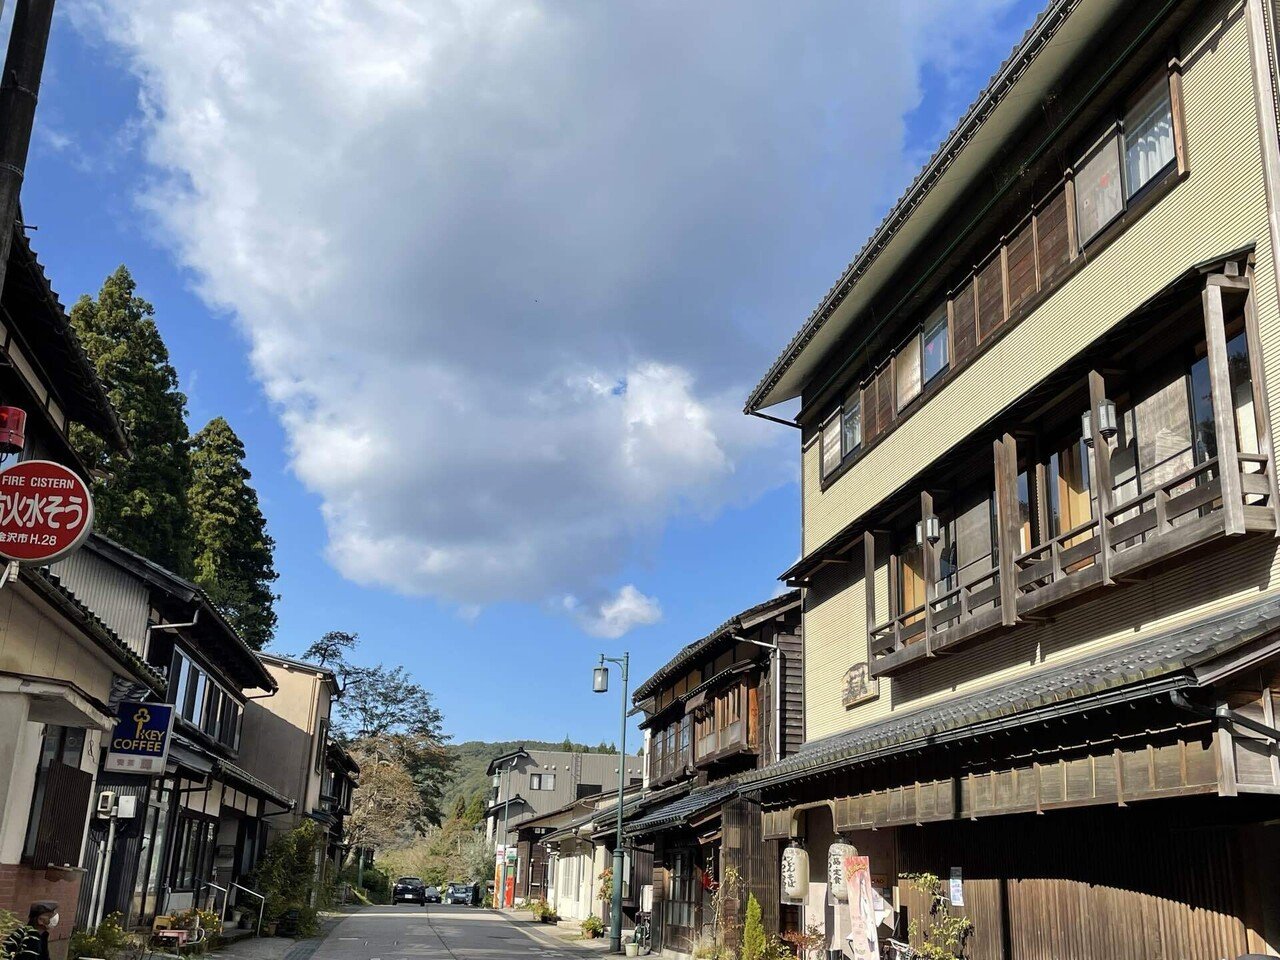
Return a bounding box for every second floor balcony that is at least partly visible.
[789,254,1278,677]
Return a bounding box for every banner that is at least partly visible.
[104,702,174,775]
[842,855,878,960]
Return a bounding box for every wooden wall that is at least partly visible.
[894,800,1274,959]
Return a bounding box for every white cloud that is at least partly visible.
[565,585,662,640]
[72,0,1023,633]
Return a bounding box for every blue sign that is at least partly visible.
[104,701,174,775]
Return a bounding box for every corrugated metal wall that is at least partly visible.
[51,549,151,656]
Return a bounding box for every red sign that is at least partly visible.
[0,459,93,564]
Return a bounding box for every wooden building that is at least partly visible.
[625,592,802,958]
[743,0,1280,956]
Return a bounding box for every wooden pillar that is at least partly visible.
[1088,371,1115,584]
[1203,279,1245,536]
[920,490,937,652]
[993,435,1019,626]
[1240,280,1280,533]
[864,531,877,644]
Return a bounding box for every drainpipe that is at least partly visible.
[1170,689,1280,742]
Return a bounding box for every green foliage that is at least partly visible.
[300,630,357,668]
[69,912,144,960]
[580,915,605,938]
[0,910,26,945]
[378,817,493,888]
[529,899,558,922]
[903,873,974,960]
[740,894,765,960]
[188,417,278,649]
[253,821,326,933]
[596,867,613,906]
[70,266,193,573]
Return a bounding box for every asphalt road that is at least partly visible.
[308,905,597,960]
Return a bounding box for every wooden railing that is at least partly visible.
[869,451,1274,673]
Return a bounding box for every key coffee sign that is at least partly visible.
[105,702,174,775]
[0,459,93,564]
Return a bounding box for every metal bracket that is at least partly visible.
[0,560,20,590]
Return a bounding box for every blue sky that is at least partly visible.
[23,0,1041,746]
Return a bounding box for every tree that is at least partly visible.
[301,630,358,669]
[451,796,467,821]
[462,792,486,828]
[188,417,278,649]
[70,266,192,572]
[741,894,765,960]
[346,737,423,854]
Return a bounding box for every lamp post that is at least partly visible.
[593,652,629,953]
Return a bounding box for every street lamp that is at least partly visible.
[593,652,629,954]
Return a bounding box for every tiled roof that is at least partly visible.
[624,780,740,837]
[633,591,800,702]
[745,0,1082,413]
[742,596,1280,791]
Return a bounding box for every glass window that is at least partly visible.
[896,335,922,410]
[183,664,206,724]
[1046,432,1094,539]
[1124,80,1175,197]
[316,718,329,774]
[542,773,556,791]
[820,414,841,477]
[922,309,949,384]
[841,396,862,455]
[170,650,190,709]
[530,774,542,790]
[1075,136,1124,247]
[1190,355,1216,463]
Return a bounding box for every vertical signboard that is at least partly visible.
[104,702,174,775]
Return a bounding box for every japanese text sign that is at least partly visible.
[0,460,93,564]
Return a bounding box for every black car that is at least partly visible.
[445,883,473,905]
[424,886,441,904]
[393,877,427,904]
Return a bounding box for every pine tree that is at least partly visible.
[188,417,279,649]
[71,266,193,572]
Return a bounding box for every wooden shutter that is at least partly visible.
[951,277,977,365]
[874,365,894,437]
[1006,216,1037,314]
[862,382,879,444]
[1037,188,1071,287]
[976,253,1005,341]
[31,759,92,868]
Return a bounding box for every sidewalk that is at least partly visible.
[496,908,615,955]
[206,910,354,960]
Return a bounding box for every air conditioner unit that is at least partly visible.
[96,791,116,817]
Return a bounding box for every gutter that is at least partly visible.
[1170,689,1280,743]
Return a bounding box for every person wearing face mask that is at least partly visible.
[3,902,57,960]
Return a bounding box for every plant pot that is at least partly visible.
[625,944,639,957]
[264,921,278,937]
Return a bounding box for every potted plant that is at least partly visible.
[581,915,605,939]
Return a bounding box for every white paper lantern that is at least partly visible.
[781,843,810,902]
[828,843,855,902]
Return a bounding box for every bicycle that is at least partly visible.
[880,937,916,960]
[632,911,651,953]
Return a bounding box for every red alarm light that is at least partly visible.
[0,406,27,454]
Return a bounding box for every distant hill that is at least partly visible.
[441,739,621,813]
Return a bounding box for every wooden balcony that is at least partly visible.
[870,451,1276,677]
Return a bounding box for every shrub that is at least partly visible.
[902,873,974,960]
[740,894,765,960]
[253,820,327,935]
[68,913,144,960]
[580,915,605,938]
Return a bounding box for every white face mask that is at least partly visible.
[45,914,59,929]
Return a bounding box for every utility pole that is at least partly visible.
[0,0,56,294]
[498,758,515,908]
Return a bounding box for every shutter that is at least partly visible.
[874,365,894,436]
[31,760,92,869]
[951,277,978,364]
[895,335,922,410]
[1037,188,1071,287]
[861,382,879,444]
[976,253,1005,341]
[1006,216,1037,314]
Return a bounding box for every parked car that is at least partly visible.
[393,877,427,904]
[424,886,441,904]
[445,883,473,905]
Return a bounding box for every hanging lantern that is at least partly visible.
[828,842,855,902]
[781,842,809,902]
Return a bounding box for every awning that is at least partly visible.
[0,672,114,731]
[624,781,740,838]
[215,758,294,812]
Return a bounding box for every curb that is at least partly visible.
[492,909,612,956]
